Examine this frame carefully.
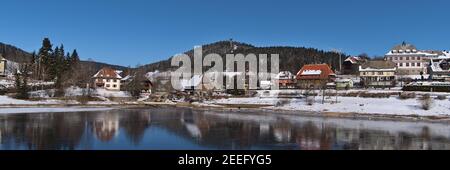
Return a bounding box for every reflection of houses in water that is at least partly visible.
[272,121,292,143]
[185,123,202,139]
[259,123,270,136]
[92,113,120,142]
[179,110,209,139]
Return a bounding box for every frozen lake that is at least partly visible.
[1,107,450,150]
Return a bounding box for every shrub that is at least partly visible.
[306,96,315,106]
[359,92,391,98]
[399,92,416,100]
[437,95,447,100]
[419,94,433,110]
[342,91,360,97]
[275,99,290,107]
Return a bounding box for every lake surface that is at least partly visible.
[1,107,450,150]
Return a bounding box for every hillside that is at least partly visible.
[0,41,127,73]
[2,40,350,76]
[0,42,33,63]
[141,40,349,74]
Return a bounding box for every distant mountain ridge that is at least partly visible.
[2,40,350,77]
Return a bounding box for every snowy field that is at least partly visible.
[209,96,450,117]
[0,96,62,105]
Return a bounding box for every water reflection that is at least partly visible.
[1,107,450,150]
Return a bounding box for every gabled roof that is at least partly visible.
[93,67,122,79]
[296,64,335,80]
[344,56,365,64]
[276,71,295,80]
[391,42,417,51]
[360,60,396,70]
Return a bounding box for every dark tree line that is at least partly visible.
[15,38,81,98]
[140,40,349,74]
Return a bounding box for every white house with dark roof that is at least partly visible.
[92,67,123,91]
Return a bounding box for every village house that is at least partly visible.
[92,67,122,91]
[120,74,153,93]
[428,57,450,81]
[359,60,397,88]
[296,64,336,89]
[342,56,366,75]
[275,71,296,89]
[384,42,450,76]
[335,79,354,90]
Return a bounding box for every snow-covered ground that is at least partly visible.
[0,107,113,114]
[0,96,61,105]
[94,88,130,98]
[208,96,450,117]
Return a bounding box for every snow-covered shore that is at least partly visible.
[207,96,450,117]
[0,107,114,114]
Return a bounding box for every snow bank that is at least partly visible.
[208,96,450,117]
[0,96,60,105]
[275,97,450,116]
[0,107,113,114]
[93,88,131,98]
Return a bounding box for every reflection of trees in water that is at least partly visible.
[3,108,450,150]
[0,113,86,150]
[120,110,151,145]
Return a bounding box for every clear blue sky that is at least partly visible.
[1,0,449,66]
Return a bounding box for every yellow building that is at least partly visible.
[0,54,6,77]
[359,60,397,88]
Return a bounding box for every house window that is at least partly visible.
[417,63,421,67]
[107,79,110,82]
[113,79,117,82]
[406,57,409,60]
[400,57,403,60]
[113,85,117,88]
[399,63,403,67]
[411,63,415,67]
[106,84,110,87]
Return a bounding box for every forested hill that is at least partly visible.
[2,40,350,75]
[140,40,349,74]
[0,42,33,62]
[0,41,127,71]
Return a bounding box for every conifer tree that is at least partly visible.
[37,38,53,80]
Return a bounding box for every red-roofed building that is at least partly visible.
[296,64,336,89]
[92,67,123,91]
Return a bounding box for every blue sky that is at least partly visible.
[1,0,449,66]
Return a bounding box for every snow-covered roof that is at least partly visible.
[335,79,353,83]
[180,75,203,88]
[276,71,295,79]
[121,75,133,81]
[92,67,122,79]
[430,58,450,73]
[300,70,322,75]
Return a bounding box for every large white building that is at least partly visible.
[384,42,450,75]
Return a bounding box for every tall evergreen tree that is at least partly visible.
[37,38,53,80]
